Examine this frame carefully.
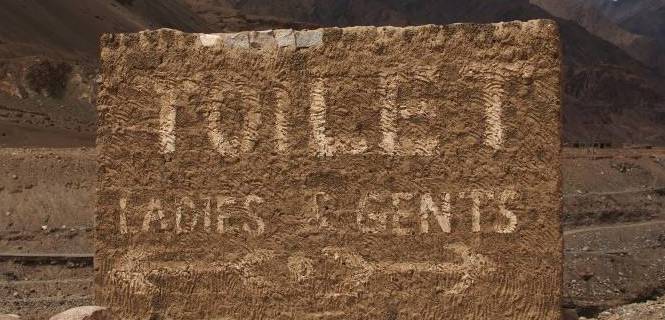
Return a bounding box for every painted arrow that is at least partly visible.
[105,243,494,296]
[321,243,496,295]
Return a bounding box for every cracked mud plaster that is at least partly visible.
[97,20,562,320]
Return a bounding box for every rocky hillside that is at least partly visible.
[530,0,665,75]
[0,0,209,147]
[0,0,208,61]
[589,0,665,43]
[593,0,665,77]
[0,0,663,147]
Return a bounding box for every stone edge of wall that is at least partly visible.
[100,19,558,50]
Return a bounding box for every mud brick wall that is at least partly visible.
[96,20,562,320]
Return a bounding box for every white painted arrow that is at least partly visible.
[321,243,495,295]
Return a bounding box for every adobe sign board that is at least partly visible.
[97,20,562,319]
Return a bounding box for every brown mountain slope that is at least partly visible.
[592,0,665,76]
[530,0,665,75]
[587,0,665,41]
[0,0,316,147]
[0,0,209,60]
[0,0,210,147]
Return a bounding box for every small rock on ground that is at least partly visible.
[49,306,109,320]
[563,308,579,320]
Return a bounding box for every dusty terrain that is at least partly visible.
[1,147,664,319]
[586,294,665,320]
[0,148,94,319]
[562,148,665,317]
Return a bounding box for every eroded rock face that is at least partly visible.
[0,314,21,320]
[96,21,562,319]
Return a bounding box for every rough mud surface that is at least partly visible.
[96,22,562,319]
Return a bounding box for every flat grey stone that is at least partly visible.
[295,30,323,48]
[198,34,222,47]
[222,32,250,49]
[275,29,296,48]
[250,30,277,48]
